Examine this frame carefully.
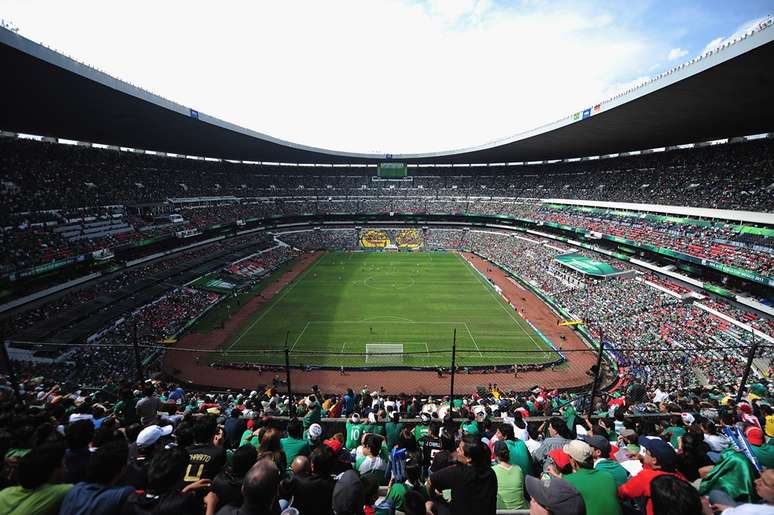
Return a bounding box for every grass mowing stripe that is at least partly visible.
[220,252,552,367]
[226,255,324,352]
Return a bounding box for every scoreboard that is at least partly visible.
[377,162,408,178]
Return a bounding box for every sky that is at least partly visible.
[1,1,772,154]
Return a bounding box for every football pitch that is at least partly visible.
[218,252,556,368]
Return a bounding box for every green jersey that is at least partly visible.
[413,424,430,442]
[346,422,364,450]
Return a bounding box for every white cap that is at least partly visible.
[137,425,173,447]
[350,413,361,423]
[308,423,322,440]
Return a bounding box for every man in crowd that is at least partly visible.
[618,436,686,515]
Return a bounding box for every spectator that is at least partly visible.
[532,417,572,470]
[186,416,227,483]
[559,440,622,515]
[649,474,705,515]
[0,444,70,515]
[524,475,585,515]
[121,446,211,515]
[281,418,310,474]
[125,424,172,489]
[257,429,287,474]
[285,445,336,515]
[206,458,281,515]
[223,409,244,450]
[427,435,497,515]
[707,468,774,514]
[618,437,685,515]
[63,420,94,484]
[491,440,527,510]
[204,444,256,512]
[135,386,162,427]
[493,422,533,477]
[582,434,630,486]
[332,469,365,515]
[59,440,134,515]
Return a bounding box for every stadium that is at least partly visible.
[0,6,773,515]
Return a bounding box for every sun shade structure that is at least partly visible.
[1,22,774,164]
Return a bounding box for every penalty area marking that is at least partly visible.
[463,322,484,357]
[289,321,311,352]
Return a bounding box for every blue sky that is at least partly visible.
[1,0,772,154]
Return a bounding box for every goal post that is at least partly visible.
[365,343,404,365]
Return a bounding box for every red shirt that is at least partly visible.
[617,466,686,515]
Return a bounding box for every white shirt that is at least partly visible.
[704,433,730,453]
[722,504,774,515]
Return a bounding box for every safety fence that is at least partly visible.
[3,338,770,416]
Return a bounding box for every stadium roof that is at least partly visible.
[2,23,774,165]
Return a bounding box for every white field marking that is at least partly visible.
[463,322,484,357]
[307,320,467,325]
[226,255,325,352]
[360,315,416,322]
[290,320,311,352]
[458,254,550,359]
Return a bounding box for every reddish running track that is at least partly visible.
[163,251,595,395]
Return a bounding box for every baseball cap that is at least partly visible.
[525,476,585,515]
[308,423,322,440]
[680,412,695,425]
[350,413,361,423]
[581,435,611,457]
[638,436,678,471]
[619,428,638,439]
[563,440,593,463]
[548,448,572,469]
[745,426,764,446]
[420,412,430,422]
[323,438,343,453]
[136,425,173,448]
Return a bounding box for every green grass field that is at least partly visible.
[217,252,556,368]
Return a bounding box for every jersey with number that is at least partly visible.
[184,444,226,483]
[420,435,443,470]
[346,422,364,450]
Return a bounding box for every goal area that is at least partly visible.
[365,343,404,365]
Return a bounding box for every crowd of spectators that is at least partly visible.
[0,365,771,515]
[277,229,360,251]
[5,231,272,338]
[13,286,219,389]
[226,245,300,279]
[3,137,772,216]
[3,133,771,281]
[456,229,769,391]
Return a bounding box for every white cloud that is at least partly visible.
[600,76,651,99]
[701,16,768,55]
[667,47,688,60]
[1,0,664,154]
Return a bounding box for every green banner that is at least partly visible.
[703,283,735,298]
[706,262,774,287]
[739,225,774,237]
[555,253,622,277]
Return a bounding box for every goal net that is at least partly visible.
[365,343,404,365]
